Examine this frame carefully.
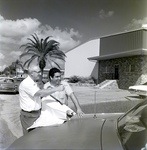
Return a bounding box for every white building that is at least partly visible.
[64,39,100,81]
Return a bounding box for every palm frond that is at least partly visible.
[24,43,38,49]
[46,59,54,68]
[43,36,51,48]
[44,40,59,55]
[23,55,38,69]
[33,33,40,43]
[23,45,39,53]
[48,55,65,61]
[20,52,39,59]
[40,38,44,51]
[46,50,66,61]
[25,48,40,54]
[31,34,39,44]
[28,34,42,52]
[49,49,66,57]
[19,44,27,49]
[50,59,61,69]
[27,38,37,47]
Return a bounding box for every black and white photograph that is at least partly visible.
[0,0,147,149]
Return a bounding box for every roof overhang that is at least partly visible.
[88,49,147,61]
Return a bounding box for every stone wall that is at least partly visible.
[98,55,147,89]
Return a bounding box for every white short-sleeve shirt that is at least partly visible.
[19,75,40,111]
[44,80,73,104]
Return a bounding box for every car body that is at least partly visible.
[0,77,23,93]
[8,100,147,150]
[13,77,25,82]
[128,83,147,97]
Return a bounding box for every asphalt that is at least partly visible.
[0,85,143,150]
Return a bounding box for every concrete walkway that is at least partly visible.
[0,86,142,150]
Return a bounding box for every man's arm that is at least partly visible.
[34,85,64,98]
[69,92,84,116]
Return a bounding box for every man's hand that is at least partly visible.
[76,109,84,117]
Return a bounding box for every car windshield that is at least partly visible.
[143,82,147,85]
[118,100,147,150]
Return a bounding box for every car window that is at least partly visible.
[8,79,13,82]
[4,79,14,83]
[118,101,147,150]
[143,82,147,85]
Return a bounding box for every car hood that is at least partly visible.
[8,114,124,150]
[129,85,147,90]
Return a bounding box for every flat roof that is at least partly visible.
[100,28,147,39]
[88,49,147,61]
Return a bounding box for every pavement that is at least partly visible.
[69,85,141,113]
[0,85,143,150]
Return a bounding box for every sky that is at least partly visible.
[0,0,147,71]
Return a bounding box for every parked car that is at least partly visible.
[13,77,25,82]
[0,77,22,93]
[8,100,147,150]
[128,82,147,97]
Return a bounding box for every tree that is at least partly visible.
[19,33,66,79]
[15,59,24,77]
[9,62,16,76]
[3,67,10,76]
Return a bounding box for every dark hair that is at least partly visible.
[48,68,61,79]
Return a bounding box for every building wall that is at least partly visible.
[140,55,147,83]
[64,39,100,79]
[98,55,147,89]
[100,29,146,56]
[97,29,147,89]
[143,30,147,49]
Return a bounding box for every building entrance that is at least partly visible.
[114,65,119,80]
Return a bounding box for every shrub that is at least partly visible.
[68,76,95,84]
[68,76,80,83]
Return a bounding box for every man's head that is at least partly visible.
[28,65,41,81]
[48,68,62,86]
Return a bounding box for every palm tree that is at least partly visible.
[19,33,66,79]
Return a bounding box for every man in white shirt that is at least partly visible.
[44,67,84,116]
[19,65,64,134]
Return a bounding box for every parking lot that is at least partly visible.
[0,85,142,149]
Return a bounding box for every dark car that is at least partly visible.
[0,77,23,93]
[8,100,147,150]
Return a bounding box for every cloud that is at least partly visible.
[0,64,7,71]
[0,15,41,38]
[0,53,5,59]
[10,51,22,59]
[0,14,82,70]
[36,26,81,51]
[0,14,81,48]
[99,9,114,19]
[124,17,147,30]
[20,25,82,51]
[0,15,41,48]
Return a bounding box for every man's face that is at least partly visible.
[31,67,41,81]
[50,72,62,85]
